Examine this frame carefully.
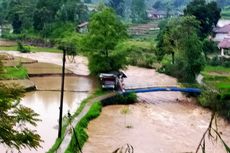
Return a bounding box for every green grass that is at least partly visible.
[204,66,230,73]
[124,40,153,49]
[47,89,106,153]
[65,102,102,153]
[0,45,61,53]
[130,30,160,42]
[199,65,230,120]
[216,83,230,89]
[0,66,28,80]
[202,65,230,91]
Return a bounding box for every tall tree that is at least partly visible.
[33,0,61,31]
[156,16,205,82]
[6,0,36,33]
[152,1,164,10]
[0,82,42,151]
[0,0,8,27]
[184,0,221,38]
[108,0,125,17]
[83,7,128,74]
[130,0,148,23]
[33,7,52,31]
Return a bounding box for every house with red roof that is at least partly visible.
[213,23,230,58]
[213,24,230,42]
[218,38,230,58]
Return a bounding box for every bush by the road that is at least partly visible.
[101,93,137,106]
[17,42,31,53]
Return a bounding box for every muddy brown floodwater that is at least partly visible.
[83,66,230,153]
[0,76,96,153]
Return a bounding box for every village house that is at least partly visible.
[213,24,230,42]
[218,38,230,58]
[77,22,88,33]
[147,9,167,20]
[213,21,230,58]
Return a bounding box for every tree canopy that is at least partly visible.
[0,0,88,35]
[157,16,205,82]
[130,0,148,23]
[107,0,125,17]
[83,7,128,74]
[0,82,41,151]
[184,0,221,37]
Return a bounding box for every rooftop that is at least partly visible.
[218,38,230,48]
[214,24,230,33]
[78,22,88,28]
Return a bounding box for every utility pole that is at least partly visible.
[58,49,66,138]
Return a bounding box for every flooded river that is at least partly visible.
[83,66,230,153]
[1,49,230,153]
[0,76,96,153]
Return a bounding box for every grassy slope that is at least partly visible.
[204,66,230,73]
[202,65,230,90]
[0,66,28,80]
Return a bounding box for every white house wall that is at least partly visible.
[213,33,230,42]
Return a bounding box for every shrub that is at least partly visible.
[2,33,26,40]
[202,39,218,58]
[101,93,137,106]
[199,88,230,120]
[17,42,31,53]
[209,56,230,67]
[116,40,157,68]
[223,60,230,67]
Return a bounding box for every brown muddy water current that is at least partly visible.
[82,66,230,153]
[0,58,230,153]
[0,76,96,153]
[83,93,230,153]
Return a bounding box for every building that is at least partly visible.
[147,9,167,20]
[213,24,230,42]
[218,38,230,58]
[77,22,88,33]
